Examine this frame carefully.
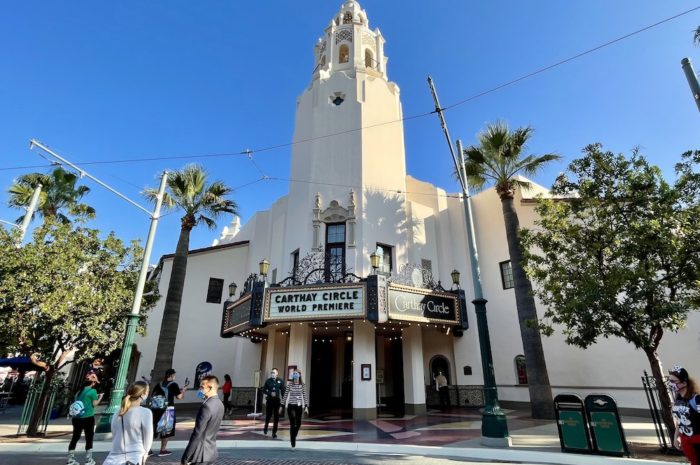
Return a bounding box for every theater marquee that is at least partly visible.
[264,283,366,321]
[387,284,460,325]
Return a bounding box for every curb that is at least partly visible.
[0,439,674,465]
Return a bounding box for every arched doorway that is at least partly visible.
[430,355,450,385]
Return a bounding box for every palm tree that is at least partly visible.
[144,164,237,379]
[8,167,95,223]
[462,121,560,419]
[694,26,700,45]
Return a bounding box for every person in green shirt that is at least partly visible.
[67,374,102,465]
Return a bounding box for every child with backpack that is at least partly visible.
[149,368,187,457]
[67,374,103,465]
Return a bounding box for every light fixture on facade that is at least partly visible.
[370,250,380,272]
[346,331,353,342]
[259,259,270,278]
[228,281,238,298]
[451,269,460,287]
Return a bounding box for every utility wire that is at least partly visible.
[1,6,696,174]
[267,176,463,199]
[442,5,700,111]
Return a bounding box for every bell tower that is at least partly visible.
[287,1,408,247]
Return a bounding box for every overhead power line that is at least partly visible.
[1,6,697,175]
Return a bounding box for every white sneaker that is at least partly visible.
[66,459,79,465]
[84,458,95,465]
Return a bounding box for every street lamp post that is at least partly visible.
[0,184,43,245]
[28,139,169,435]
[95,171,168,433]
[428,77,511,446]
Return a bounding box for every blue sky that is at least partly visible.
[1,1,699,262]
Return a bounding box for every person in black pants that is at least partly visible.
[280,369,308,448]
[262,368,285,438]
[67,374,103,465]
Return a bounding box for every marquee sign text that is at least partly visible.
[265,285,365,321]
[387,285,459,324]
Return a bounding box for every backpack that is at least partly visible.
[68,389,87,418]
[150,381,174,410]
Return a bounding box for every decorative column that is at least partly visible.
[288,324,312,384]
[352,320,376,419]
[263,330,280,376]
[312,193,322,251]
[401,325,426,415]
[347,190,356,248]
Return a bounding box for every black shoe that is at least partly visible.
[263,428,268,435]
[272,433,277,439]
[147,451,154,457]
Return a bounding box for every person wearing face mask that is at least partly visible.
[67,373,104,465]
[262,368,285,438]
[181,375,224,465]
[102,381,153,465]
[280,369,308,449]
[669,364,700,464]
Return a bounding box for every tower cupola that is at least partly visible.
[313,0,388,81]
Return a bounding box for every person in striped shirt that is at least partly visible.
[280,369,308,448]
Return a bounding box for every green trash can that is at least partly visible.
[584,394,630,457]
[554,394,592,454]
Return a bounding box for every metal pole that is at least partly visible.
[95,171,169,434]
[18,184,42,244]
[427,76,510,446]
[681,58,700,112]
[29,140,152,216]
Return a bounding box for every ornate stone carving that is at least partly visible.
[335,29,353,44]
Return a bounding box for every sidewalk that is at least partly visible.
[0,405,684,465]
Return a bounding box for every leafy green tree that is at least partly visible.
[521,144,700,436]
[462,121,560,419]
[8,167,95,224]
[143,164,237,380]
[0,222,158,435]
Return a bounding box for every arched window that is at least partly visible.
[343,11,353,24]
[515,355,527,385]
[339,44,350,64]
[365,49,374,69]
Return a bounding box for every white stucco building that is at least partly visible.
[134,0,700,419]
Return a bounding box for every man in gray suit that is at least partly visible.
[181,375,224,465]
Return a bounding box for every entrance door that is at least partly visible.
[310,335,353,418]
[377,336,404,417]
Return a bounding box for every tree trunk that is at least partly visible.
[26,369,54,436]
[501,195,555,419]
[644,348,676,439]
[152,226,191,381]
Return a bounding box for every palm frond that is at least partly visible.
[464,120,557,195]
[197,215,217,230]
[695,26,700,46]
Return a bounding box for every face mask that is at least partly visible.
[292,373,300,381]
[197,390,207,400]
[671,382,681,393]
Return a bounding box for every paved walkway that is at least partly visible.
[0,405,683,465]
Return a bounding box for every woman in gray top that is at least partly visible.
[103,381,153,465]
